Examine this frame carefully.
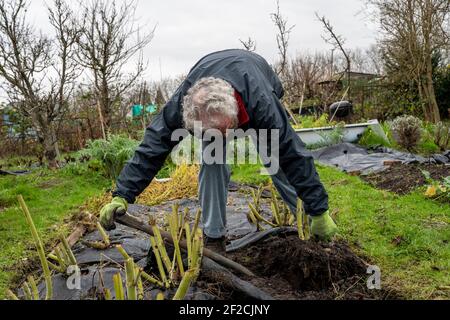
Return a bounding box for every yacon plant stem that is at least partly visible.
[18,195,53,300]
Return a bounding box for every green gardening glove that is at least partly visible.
[99,197,128,231]
[311,211,338,241]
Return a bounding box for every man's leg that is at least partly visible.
[199,141,231,239]
[271,168,299,214]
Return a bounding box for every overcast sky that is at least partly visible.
[26,0,378,81]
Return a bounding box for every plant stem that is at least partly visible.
[184,223,192,267]
[249,203,277,227]
[117,245,165,288]
[150,236,168,286]
[18,195,53,300]
[55,246,67,270]
[192,208,202,234]
[28,276,40,300]
[297,199,305,240]
[116,245,131,260]
[125,258,137,300]
[96,222,111,247]
[6,290,19,300]
[60,234,77,266]
[152,226,172,272]
[173,269,197,300]
[113,273,125,300]
[169,214,185,277]
[140,270,165,288]
[22,282,32,300]
[135,266,144,300]
[104,289,112,301]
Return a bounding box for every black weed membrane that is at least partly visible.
[312,143,450,175]
[27,186,397,301]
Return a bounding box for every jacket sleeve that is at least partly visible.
[113,96,184,204]
[253,91,329,216]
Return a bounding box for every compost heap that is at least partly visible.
[29,183,395,300]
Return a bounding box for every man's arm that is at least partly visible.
[253,92,329,216]
[113,97,183,204]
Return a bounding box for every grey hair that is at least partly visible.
[182,77,239,131]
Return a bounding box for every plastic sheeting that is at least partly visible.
[311,143,450,175]
[33,189,277,300]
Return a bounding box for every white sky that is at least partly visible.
[0,0,378,104]
[25,0,378,81]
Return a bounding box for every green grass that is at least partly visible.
[0,166,110,299]
[231,164,271,185]
[232,163,449,299]
[317,165,450,299]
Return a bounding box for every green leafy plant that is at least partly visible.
[79,135,139,180]
[308,123,345,150]
[422,170,450,203]
[359,126,393,148]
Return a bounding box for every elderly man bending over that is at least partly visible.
[100,49,337,253]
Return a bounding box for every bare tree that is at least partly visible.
[47,0,81,157]
[281,52,329,105]
[76,0,155,133]
[271,0,295,76]
[0,0,77,167]
[239,37,257,52]
[316,13,351,98]
[369,0,449,123]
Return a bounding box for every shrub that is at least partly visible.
[390,115,422,151]
[434,122,450,151]
[79,135,139,180]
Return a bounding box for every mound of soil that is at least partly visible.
[363,163,450,195]
[224,234,397,300]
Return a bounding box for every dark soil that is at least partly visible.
[222,234,398,300]
[363,163,450,195]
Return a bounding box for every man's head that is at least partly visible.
[183,77,239,135]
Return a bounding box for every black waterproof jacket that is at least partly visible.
[113,49,329,216]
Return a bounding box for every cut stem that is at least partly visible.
[18,195,53,300]
[60,234,77,266]
[125,259,137,300]
[169,214,185,277]
[113,273,125,300]
[96,222,111,247]
[173,269,198,300]
[192,208,202,234]
[150,236,168,286]
[249,203,277,227]
[152,225,172,272]
[28,276,40,300]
